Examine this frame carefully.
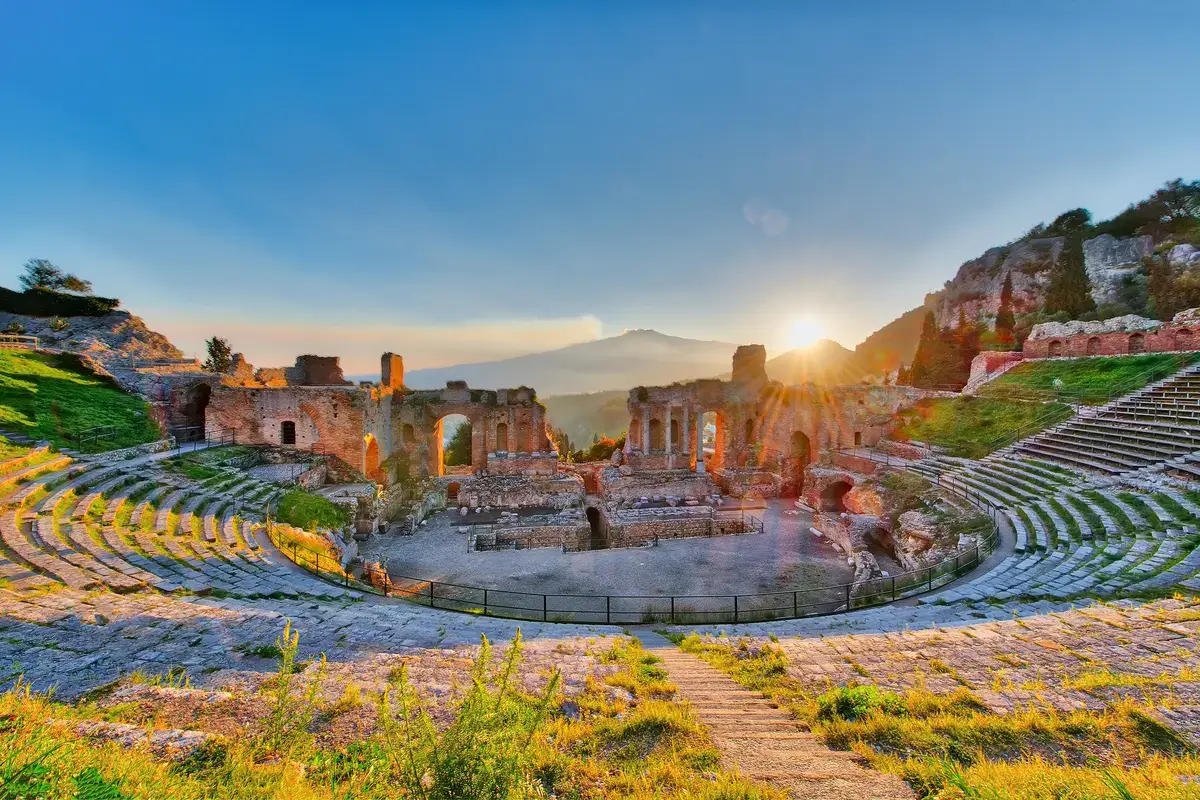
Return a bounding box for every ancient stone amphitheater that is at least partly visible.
[4,359,1200,798]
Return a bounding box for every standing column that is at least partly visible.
[664,405,672,454]
[642,407,651,455]
[682,406,690,454]
[695,410,705,473]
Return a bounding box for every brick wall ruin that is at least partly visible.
[618,346,936,498]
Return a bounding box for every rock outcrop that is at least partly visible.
[0,310,184,368]
[1027,313,1163,341]
[1083,234,1154,306]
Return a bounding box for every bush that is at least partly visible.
[0,286,120,317]
[275,488,351,530]
[816,684,906,722]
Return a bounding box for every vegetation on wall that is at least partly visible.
[1044,233,1096,319]
[0,349,160,451]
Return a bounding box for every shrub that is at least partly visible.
[0,286,120,317]
[815,684,906,722]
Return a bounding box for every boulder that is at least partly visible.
[1168,244,1200,269]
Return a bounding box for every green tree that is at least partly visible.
[18,258,93,294]
[1145,256,1177,320]
[908,310,939,386]
[203,336,233,372]
[1045,234,1095,318]
[995,272,1015,346]
[443,421,472,466]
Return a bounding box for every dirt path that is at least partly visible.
[636,632,914,800]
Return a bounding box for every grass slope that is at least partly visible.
[275,488,351,531]
[982,353,1199,404]
[0,350,161,451]
[892,397,1072,458]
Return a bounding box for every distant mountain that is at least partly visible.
[764,339,864,385]
[851,302,937,376]
[541,390,631,447]
[403,329,740,395]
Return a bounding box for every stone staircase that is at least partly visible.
[907,454,1200,603]
[637,632,913,800]
[0,449,361,602]
[999,362,1200,474]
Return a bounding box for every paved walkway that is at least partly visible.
[635,631,914,800]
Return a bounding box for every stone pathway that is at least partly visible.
[635,631,914,800]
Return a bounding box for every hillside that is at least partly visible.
[404,329,739,395]
[763,339,865,385]
[0,349,161,451]
[541,390,630,445]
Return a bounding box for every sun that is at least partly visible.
[786,318,823,349]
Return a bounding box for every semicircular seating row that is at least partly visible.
[0,447,360,602]
[908,454,1200,604]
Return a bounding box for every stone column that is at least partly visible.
[642,407,651,455]
[682,406,690,454]
[664,405,672,454]
[695,410,705,474]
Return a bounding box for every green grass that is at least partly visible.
[981,353,1199,405]
[275,488,351,531]
[1154,494,1196,524]
[0,350,161,452]
[1085,492,1137,536]
[1117,493,1166,532]
[0,627,781,800]
[892,397,1072,459]
[0,434,32,462]
[674,633,1200,800]
[1064,494,1106,537]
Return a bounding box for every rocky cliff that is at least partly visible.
[0,310,186,367]
[933,235,1197,329]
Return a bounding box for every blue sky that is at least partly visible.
[2,1,1198,373]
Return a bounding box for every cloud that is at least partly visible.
[150,312,605,374]
[742,197,789,236]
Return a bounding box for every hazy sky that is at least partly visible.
[2,1,1198,373]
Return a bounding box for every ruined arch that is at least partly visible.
[364,434,382,482]
[1048,340,1063,357]
[280,420,296,445]
[1087,336,1101,356]
[820,480,852,512]
[495,421,509,452]
[438,413,472,474]
[744,417,755,445]
[586,506,608,550]
[446,481,461,501]
[783,430,812,496]
[178,383,212,442]
[670,418,681,450]
[1129,333,1145,354]
[701,410,725,472]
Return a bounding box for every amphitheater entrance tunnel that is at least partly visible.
[586,506,608,550]
[178,383,211,442]
[820,480,852,512]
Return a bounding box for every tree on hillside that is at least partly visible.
[444,421,472,466]
[1045,234,1095,318]
[955,309,981,379]
[203,336,233,373]
[19,259,93,295]
[995,272,1015,347]
[907,311,938,387]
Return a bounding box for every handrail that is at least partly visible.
[263,498,998,625]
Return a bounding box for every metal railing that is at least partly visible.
[263,501,998,626]
[0,334,39,350]
[71,425,121,450]
[171,426,236,454]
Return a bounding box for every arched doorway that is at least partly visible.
[494,421,509,452]
[1087,337,1101,355]
[1129,333,1145,354]
[364,434,382,482]
[783,430,811,496]
[178,383,211,442]
[586,506,608,550]
[446,481,461,502]
[438,414,472,475]
[280,420,296,446]
[820,480,852,512]
[1048,340,1063,357]
[670,418,681,450]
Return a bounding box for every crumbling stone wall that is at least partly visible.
[1023,308,1199,359]
[619,347,934,501]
